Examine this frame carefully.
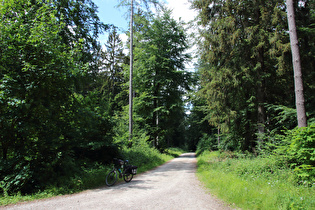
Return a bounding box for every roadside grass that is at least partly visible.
[197,151,315,210]
[0,147,184,206]
[123,146,185,173]
[0,164,112,206]
[0,191,56,207]
[165,147,186,158]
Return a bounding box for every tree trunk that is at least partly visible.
[129,0,134,140]
[153,82,160,148]
[286,0,307,127]
[153,98,157,147]
[217,127,220,146]
[257,48,266,140]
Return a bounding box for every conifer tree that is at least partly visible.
[98,27,128,113]
[191,0,296,150]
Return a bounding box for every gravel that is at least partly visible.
[3,153,231,210]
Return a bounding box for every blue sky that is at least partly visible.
[92,0,197,45]
[93,0,131,30]
[93,0,129,44]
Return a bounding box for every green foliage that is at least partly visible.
[1,0,77,193]
[196,134,217,155]
[131,8,192,148]
[97,26,128,114]
[184,88,214,151]
[275,123,315,185]
[0,0,113,195]
[197,151,315,210]
[190,0,314,152]
[122,137,173,173]
[0,191,56,206]
[0,142,180,206]
[164,147,186,158]
[265,104,298,132]
[295,1,315,120]
[0,164,112,205]
[214,131,244,152]
[1,0,186,203]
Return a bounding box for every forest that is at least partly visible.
[0,0,314,203]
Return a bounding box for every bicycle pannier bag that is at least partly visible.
[131,166,138,175]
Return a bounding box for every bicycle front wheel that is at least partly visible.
[123,170,133,183]
[106,169,117,186]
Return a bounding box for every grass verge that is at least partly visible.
[197,151,315,210]
[0,147,185,206]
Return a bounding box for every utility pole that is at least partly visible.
[129,0,134,141]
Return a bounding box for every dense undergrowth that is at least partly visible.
[196,123,315,209]
[0,147,184,206]
[197,151,315,209]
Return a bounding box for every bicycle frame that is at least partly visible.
[106,159,134,186]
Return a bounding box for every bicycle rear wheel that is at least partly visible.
[123,170,133,183]
[106,169,117,186]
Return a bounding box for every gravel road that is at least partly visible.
[3,153,231,210]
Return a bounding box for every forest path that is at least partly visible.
[4,153,231,210]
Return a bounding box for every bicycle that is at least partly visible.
[106,158,138,186]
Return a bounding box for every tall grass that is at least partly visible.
[197,151,315,210]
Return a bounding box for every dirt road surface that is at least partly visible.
[3,153,231,210]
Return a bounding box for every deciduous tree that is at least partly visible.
[0,0,109,193]
[132,9,191,148]
[118,0,160,141]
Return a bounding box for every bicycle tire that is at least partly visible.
[106,169,117,186]
[123,170,133,183]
